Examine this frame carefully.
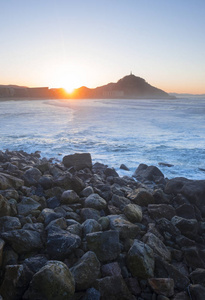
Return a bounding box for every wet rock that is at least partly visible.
[133,164,164,182]
[86,230,120,262]
[2,229,43,254]
[127,239,155,278]
[85,193,107,210]
[128,188,155,206]
[120,164,130,171]
[123,203,142,223]
[24,260,75,300]
[0,195,11,216]
[70,251,101,290]
[104,167,119,178]
[63,153,92,170]
[148,278,174,297]
[17,197,41,216]
[143,233,171,262]
[148,204,176,220]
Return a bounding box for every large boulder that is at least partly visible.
[108,215,140,239]
[24,261,75,300]
[17,197,41,216]
[171,216,198,239]
[0,216,21,232]
[148,204,176,220]
[127,188,155,206]
[85,193,107,211]
[23,167,42,186]
[0,172,24,189]
[61,190,80,204]
[70,251,101,290]
[123,203,142,223]
[63,153,92,170]
[143,232,171,261]
[133,164,164,182]
[86,230,121,262]
[127,239,155,279]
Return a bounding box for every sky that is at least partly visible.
[0,0,205,94]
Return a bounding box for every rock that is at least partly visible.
[83,287,100,300]
[183,247,205,269]
[0,216,21,232]
[171,216,198,239]
[24,261,75,300]
[172,291,190,300]
[123,203,142,223]
[190,268,205,286]
[17,197,41,216]
[127,239,155,278]
[82,219,102,236]
[148,278,174,297]
[143,233,171,262]
[158,162,174,167]
[127,188,155,206]
[71,175,85,193]
[189,284,205,300]
[176,203,196,219]
[70,251,101,290]
[38,175,54,190]
[104,167,119,177]
[0,172,24,189]
[86,230,121,262]
[23,167,42,186]
[80,208,101,221]
[101,262,122,277]
[85,193,107,210]
[133,164,164,182]
[156,217,180,237]
[108,214,140,239]
[0,264,28,300]
[165,177,205,208]
[120,164,130,171]
[98,216,110,230]
[2,229,43,254]
[46,228,81,259]
[63,153,92,170]
[111,194,131,210]
[46,196,60,209]
[81,186,94,197]
[39,208,61,226]
[61,189,80,204]
[0,195,11,216]
[95,275,133,300]
[0,238,5,267]
[148,204,176,220]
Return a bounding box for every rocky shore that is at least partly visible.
[0,150,205,300]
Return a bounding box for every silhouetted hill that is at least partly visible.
[71,74,174,99]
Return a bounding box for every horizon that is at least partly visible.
[1,1,205,94]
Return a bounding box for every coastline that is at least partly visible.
[0,149,205,299]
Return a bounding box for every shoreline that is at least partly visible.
[0,149,205,299]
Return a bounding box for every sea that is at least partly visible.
[0,98,205,180]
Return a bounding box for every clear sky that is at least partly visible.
[1,0,205,93]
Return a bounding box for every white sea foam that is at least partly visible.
[0,98,205,180]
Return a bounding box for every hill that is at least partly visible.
[71,74,174,99]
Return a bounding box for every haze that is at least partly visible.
[1,0,205,94]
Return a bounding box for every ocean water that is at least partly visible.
[0,98,205,180]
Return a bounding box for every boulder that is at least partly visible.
[111,194,131,210]
[127,239,155,278]
[108,215,140,239]
[189,284,205,300]
[133,164,164,182]
[0,239,5,267]
[148,204,176,220]
[80,208,101,221]
[123,203,142,223]
[82,219,102,236]
[23,167,42,186]
[85,193,107,210]
[127,188,155,206]
[101,262,122,277]
[148,278,174,297]
[0,172,24,189]
[120,164,130,171]
[190,268,205,286]
[1,229,43,254]
[143,233,171,261]
[86,230,120,262]
[24,261,75,300]
[171,216,198,239]
[17,197,41,216]
[61,190,80,204]
[0,195,11,216]
[63,153,92,170]
[0,216,21,232]
[70,251,101,290]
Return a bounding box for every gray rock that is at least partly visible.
[123,203,142,223]
[80,208,101,221]
[108,215,140,239]
[171,216,198,239]
[0,195,11,217]
[61,189,80,204]
[17,197,41,216]
[63,153,92,170]
[85,193,107,210]
[101,262,122,277]
[81,186,94,197]
[0,239,5,267]
[0,216,21,232]
[25,260,75,300]
[82,219,102,236]
[111,194,131,210]
[23,167,42,186]
[47,228,81,259]
[120,164,130,171]
[127,188,155,206]
[127,239,155,278]
[148,204,176,220]
[143,232,171,261]
[98,216,110,230]
[0,172,24,189]
[86,230,120,262]
[70,251,100,290]
[190,268,205,286]
[148,278,174,297]
[2,229,43,254]
[133,164,164,182]
[189,284,205,300]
